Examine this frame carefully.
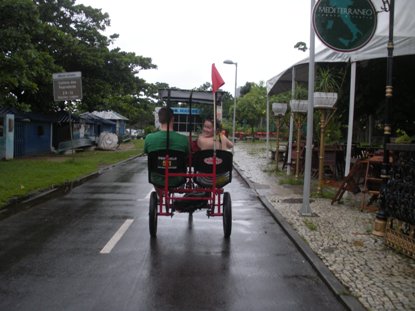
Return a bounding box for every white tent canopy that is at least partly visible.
[267,0,415,96]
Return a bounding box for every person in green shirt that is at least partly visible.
[145,107,189,187]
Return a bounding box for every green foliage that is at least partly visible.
[315,67,344,93]
[303,219,318,231]
[196,82,211,91]
[311,187,337,199]
[236,83,266,134]
[269,92,290,105]
[278,176,303,186]
[324,118,343,144]
[220,119,233,136]
[220,91,234,120]
[144,125,156,135]
[314,67,345,144]
[239,82,255,97]
[0,0,157,114]
[0,0,61,109]
[294,84,309,100]
[395,129,412,143]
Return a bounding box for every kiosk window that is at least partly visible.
[8,119,14,132]
[37,125,44,136]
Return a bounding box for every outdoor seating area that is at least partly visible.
[331,154,383,211]
[276,142,378,182]
[270,137,386,208]
[270,139,415,259]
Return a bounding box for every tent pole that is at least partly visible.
[345,61,356,177]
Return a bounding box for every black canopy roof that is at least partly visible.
[158,89,224,105]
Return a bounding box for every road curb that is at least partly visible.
[0,154,142,220]
[233,163,366,311]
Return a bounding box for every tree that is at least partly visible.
[0,0,61,110]
[0,0,157,115]
[220,91,233,120]
[314,66,346,144]
[236,83,267,134]
[239,82,255,97]
[196,82,211,91]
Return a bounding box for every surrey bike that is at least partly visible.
[147,89,233,238]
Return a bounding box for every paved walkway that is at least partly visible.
[233,142,415,311]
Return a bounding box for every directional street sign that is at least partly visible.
[53,71,83,101]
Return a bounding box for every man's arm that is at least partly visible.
[222,135,234,150]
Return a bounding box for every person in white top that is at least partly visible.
[194,117,233,188]
[197,117,233,151]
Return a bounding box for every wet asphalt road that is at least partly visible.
[0,157,346,311]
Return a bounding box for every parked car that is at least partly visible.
[127,129,145,139]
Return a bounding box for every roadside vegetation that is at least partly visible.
[0,140,144,208]
[303,219,318,231]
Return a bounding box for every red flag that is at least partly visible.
[211,63,225,93]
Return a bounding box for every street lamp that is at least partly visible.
[374,0,395,237]
[272,103,287,169]
[289,100,308,179]
[223,59,238,152]
[314,92,337,195]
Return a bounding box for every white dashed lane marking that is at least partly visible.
[100,219,134,254]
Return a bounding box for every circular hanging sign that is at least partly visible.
[313,0,377,52]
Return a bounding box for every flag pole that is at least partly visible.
[213,92,217,153]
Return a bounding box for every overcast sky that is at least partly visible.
[77,0,319,94]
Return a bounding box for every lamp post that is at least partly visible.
[314,92,337,195]
[289,100,308,179]
[223,60,238,152]
[272,103,287,169]
[373,0,395,237]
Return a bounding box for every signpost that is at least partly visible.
[52,71,83,101]
[53,71,82,156]
[313,0,377,52]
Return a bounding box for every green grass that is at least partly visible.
[0,140,144,208]
[262,162,278,173]
[279,176,304,186]
[311,187,337,199]
[303,219,318,231]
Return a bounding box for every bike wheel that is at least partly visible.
[149,191,158,237]
[222,192,232,238]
